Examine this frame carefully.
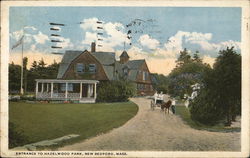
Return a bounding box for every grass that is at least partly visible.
[175,105,240,132]
[9,101,138,149]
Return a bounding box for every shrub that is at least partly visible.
[9,122,29,148]
[97,80,136,102]
[189,90,225,125]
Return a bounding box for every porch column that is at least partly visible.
[94,83,97,99]
[47,83,49,92]
[51,82,54,98]
[41,83,44,92]
[35,81,39,98]
[65,82,68,99]
[80,82,82,99]
[87,84,90,98]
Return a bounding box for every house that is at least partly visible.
[35,42,154,102]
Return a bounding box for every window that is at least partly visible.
[143,71,146,80]
[123,67,129,76]
[76,63,84,73]
[89,64,96,73]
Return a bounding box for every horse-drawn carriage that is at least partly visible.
[150,92,175,114]
[150,92,164,110]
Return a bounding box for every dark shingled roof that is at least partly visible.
[114,59,145,81]
[57,50,147,81]
[57,51,116,80]
[57,50,83,78]
[91,52,115,65]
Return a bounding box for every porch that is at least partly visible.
[35,79,99,103]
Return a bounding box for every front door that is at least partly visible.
[82,84,88,97]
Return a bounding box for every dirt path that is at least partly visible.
[58,98,240,151]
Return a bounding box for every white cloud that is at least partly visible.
[80,17,99,31]
[80,17,129,52]
[138,34,159,49]
[82,32,97,45]
[164,30,241,56]
[53,36,74,49]
[33,31,49,44]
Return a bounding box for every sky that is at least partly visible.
[9,7,241,75]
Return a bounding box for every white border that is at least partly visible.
[1,0,250,157]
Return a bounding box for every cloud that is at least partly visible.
[80,17,99,31]
[164,31,240,51]
[33,31,49,44]
[10,27,50,52]
[138,34,159,49]
[52,36,74,49]
[80,17,129,52]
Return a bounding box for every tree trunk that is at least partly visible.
[225,110,232,126]
[232,114,236,122]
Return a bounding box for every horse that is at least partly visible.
[161,100,172,114]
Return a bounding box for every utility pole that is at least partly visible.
[20,40,24,95]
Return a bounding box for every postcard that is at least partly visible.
[1,0,250,157]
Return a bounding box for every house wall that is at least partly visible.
[135,62,154,95]
[62,52,109,81]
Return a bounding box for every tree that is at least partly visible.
[167,49,211,98]
[193,51,202,63]
[213,47,241,125]
[190,47,241,126]
[9,62,21,93]
[176,48,192,67]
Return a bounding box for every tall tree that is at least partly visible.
[213,47,241,125]
[176,48,192,67]
[190,47,241,126]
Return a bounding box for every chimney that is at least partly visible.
[91,42,96,53]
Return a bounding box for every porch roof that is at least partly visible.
[35,79,99,84]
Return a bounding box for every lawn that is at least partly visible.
[9,101,138,148]
[175,105,240,132]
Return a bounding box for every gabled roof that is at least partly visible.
[57,50,83,78]
[57,50,116,80]
[57,49,148,82]
[114,59,145,81]
[120,50,129,58]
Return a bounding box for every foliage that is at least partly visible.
[9,101,138,148]
[176,105,240,132]
[167,48,211,97]
[9,62,21,93]
[9,59,60,93]
[9,122,29,148]
[151,73,169,93]
[97,80,136,102]
[176,48,192,67]
[189,47,241,126]
[189,89,225,125]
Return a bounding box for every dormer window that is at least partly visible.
[123,67,129,76]
[89,64,96,73]
[76,63,84,73]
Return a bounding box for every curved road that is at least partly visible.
[58,98,240,151]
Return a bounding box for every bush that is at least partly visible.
[189,90,225,125]
[97,80,136,102]
[9,122,29,148]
